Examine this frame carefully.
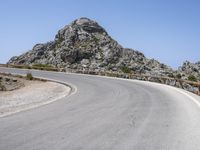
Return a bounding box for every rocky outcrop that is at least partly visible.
[8,17,174,77]
[178,61,200,81]
[0,75,23,91]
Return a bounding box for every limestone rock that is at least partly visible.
[8,17,174,77]
[178,61,200,81]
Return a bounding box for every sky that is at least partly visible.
[0,0,200,69]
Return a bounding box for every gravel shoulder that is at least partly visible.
[0,80,71,117]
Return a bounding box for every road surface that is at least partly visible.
[0,67,200,150]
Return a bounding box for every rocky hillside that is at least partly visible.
[8,17,174,76]
[178,61,200,81]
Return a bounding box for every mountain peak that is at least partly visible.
[8,17,174,76]
[69,17,106,34]
[75,17,95,25]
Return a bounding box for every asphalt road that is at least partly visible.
[0,67,200,150]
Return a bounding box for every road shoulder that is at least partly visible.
[0,80,71,117]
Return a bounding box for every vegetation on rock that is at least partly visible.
[188,75,197,82]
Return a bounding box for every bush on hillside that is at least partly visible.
[187,75,197,82]
[176,74,182,79]
[121,66,131,74]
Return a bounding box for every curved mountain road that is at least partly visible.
[0,67,200,150]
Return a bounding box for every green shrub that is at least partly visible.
[188,75,197,82]
[26,73,33,80]
[32,64,53,68]
[121,66,131,74]
[168,73,174,78]
[176,74,182,79]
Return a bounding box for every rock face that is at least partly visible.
[8,17,174,76]
[179,61,200,75]
[178,61,200,81]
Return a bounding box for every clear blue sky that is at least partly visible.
[0,0,200,68]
